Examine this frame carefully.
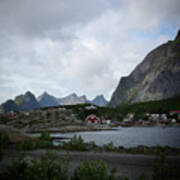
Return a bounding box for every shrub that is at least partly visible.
[20,132,53,150]
[21,139,53,150]
[0,131,9,147]
[103,142,116,152]
[152,153,180,180]
[0,151,69,180]
[20,140,36,150]
[39,132,52,141]
[0,132,10,160]
[62,135,88,151]
[71,160,112,180]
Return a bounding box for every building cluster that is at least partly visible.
[120,111,180,126]
[0,105,180,128]
[0,107,77,128]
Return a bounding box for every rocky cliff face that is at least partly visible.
[58,93,88,105]
[109,30,180,107]
[14,91,40,111]
[38,92,60,108]
[0,100,21,113]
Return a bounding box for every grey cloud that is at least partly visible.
[0,0,180,103]
[0,0,109,39]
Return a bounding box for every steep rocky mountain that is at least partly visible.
[0,100,21,113]
[92,95,108,107]
[14,91,40,111]
[38,92,60,108]
[109,30,180,107]
[0,91,108,113]
[57,93,88,105]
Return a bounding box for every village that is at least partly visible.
[0,104,180,132]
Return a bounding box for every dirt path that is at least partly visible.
[1,150,180,179]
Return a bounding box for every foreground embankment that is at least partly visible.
[1,150,180,179]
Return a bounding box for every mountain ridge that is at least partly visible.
[109,30,180,107]
[0,92,108,113]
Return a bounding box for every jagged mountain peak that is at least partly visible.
[92,94,108,107]
[42,91,49,96]
[14,91,40,111]
[69,93,77,97]
[38,92,59,108]
[95,94,105,98]
[0,99,21,113]
[25,91,33,95]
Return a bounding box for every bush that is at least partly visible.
[0,132,10,160]
[71,160,112,180]
[20,140,37,150]
[20,132,53,150]
[62,135,88,151]
[152,153,180,180]
[103,142,116,152]
[0,151,69,180]
[39,132,52,141]
[0,132,9,147]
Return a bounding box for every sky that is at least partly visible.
[0,0,180,103]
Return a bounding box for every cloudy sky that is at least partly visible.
[0,0,180,103]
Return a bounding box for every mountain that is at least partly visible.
[38,92,60,108]
[57,93,88,105]
[14,91,40,111]
[109,30,180,107]
[92,95,108,107]
[0,100,21,113]
[0,91,108,113]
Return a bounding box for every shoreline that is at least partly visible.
[24,125,115,133]
[25,124,180,134]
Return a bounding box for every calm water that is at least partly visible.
[50,127,180,148]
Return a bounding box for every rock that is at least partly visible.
[38,92,60,108]
[14,91,40,111]
[57,93,88,105]
[91,95,108,107]
[109,30,180,107]
[0,100,21,113]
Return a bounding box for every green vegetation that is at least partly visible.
[38,95,180,122]
[152,153,180,180]
[0,151,69,180]
[0,150,180,180]
[0,131,10,160]
[1,130,179,156]
[72,160,113,180]
[103,142,116,152]
[0,131,9,147]
[20,132,53,150]
[0,115,9,124]
[39,132,52,141]
[62,135,89,151]
[0,151,120,180]
[89,95,180,121]
[115,96,180,114]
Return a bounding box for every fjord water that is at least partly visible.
[52,127,180,148]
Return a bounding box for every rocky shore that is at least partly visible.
[24,124,114,133]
